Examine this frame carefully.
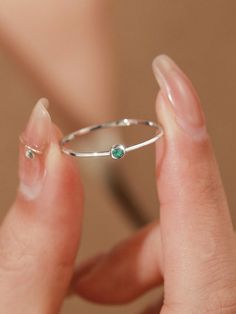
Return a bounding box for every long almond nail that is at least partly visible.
[18,98,51,200]
[152,55,206,134]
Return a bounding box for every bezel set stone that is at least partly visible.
[110,144,126,160]
[25,148,35,160]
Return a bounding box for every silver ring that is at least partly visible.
[19,136,43,160]
[60,118,164,160]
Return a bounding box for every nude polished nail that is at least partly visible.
[18,98,51,200]
[152,55,206,134]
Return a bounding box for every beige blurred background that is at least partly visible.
[0,1,236,313]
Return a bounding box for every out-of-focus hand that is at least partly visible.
[0,0,114,126]
[72,55,236,314]
[0,99,83,313]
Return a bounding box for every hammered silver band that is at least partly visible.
[60,118,164,160]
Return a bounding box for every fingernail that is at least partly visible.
[18,98,51,200]
[152,55,206,134]
[21,98,50,150]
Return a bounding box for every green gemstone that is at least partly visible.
[111,144,125,160]
[25,149,35,160]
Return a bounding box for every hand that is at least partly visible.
[0,99,83,313]
[72,55,236,314]
[0,0,114,126]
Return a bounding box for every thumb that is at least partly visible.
[0,99,83,313]
[153,55,235,307]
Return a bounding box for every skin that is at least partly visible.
[0,55,236,314]
[0,0,115,126]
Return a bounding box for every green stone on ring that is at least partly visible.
[25,148,35,160]
[110,144,126,160]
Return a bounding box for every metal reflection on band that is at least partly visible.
[60,118,164,160]
[19,136,43,160]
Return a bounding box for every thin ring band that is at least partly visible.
[60,118,164,160]
[19,136,43,159]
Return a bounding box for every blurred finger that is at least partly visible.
[73,222,163,304]
[139,297,163,314]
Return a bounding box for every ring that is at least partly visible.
[19,136,43,160]
[60,118,163,160]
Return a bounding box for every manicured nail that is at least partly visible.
[18,98,51,200]
[21,98,50,150]
[152,55,206,133]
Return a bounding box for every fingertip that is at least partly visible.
[51,123,63,142]
[155,91,181,143]
[39,97,50,109]
[153,54,207,140]
[43,138,83,211]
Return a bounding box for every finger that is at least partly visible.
[72,222,163,304]
[139,297,163,314]
[0,99,83,313]
[152,55,235,304]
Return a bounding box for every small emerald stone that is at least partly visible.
[25,149,35,160]
[110,144,126,160]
